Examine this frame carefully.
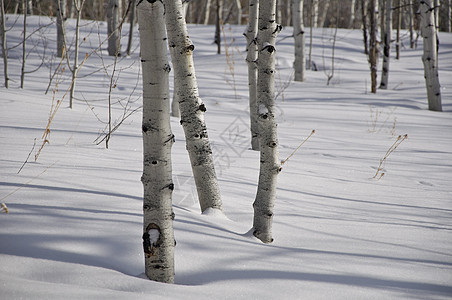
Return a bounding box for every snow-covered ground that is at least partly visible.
[1,15,452,299]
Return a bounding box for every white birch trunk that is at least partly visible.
[253,0,281,244]
[318,0,329,28]
[293,0,305,82]
[312,0,319,27]
[350,0,356,28]
[447,0,451,32]
[126,0,136,56]
[162,0,223,213]
[245,0,259,151]
[235,0,242,24]
[420,0,442,111]
[1,0,8,88]
[107,0,121,56]
[380,0,392,89]
[204,0,212,25]
[408,0,414,48]
[138,0,175,283]
[69,0,84,108]
[55,0,66,58]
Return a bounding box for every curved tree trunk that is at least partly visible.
[163,0,223,213]
[420,0,442,111]
[380,0,392,89]
[245,0,259,151]
[253,0,281,244]
[293,0,305,82]
[138,0,175,283]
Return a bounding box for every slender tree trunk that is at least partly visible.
[253,0,281,244]
[26,0,32,14]
[380,0,392,89]
[318,0,329,27]
[137,0,175,284]
[308,0,314,69]
[408,0,415,47]
[215,0,223,54]
[395,0,401,59]
[126,0,136,56]
[204,0,212,24]
[235,0,242,24]
[69,0,85,108]
[163,0,223,213]
[350,0,357,28]
[1,0,8,88]
[312,0,319,27]
[56,0,66,58]
[20,0,26,88]
[107,0,121,56]
[245,0,259,151]
[369,0,378,93]
[420,0,442,111]
[293,0,305,82]
[362,0,369,54]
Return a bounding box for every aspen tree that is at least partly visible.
[107,0,121,56]
[293,0,306,82]
[368,0,378,93]
[253,0,281,243]
[419,0,442,111]
[0,0,8,88]
[162,0,223,213]
[380,0,392,89]
[138,0,175,283]
[245,0,259,150]
[55,0,66,58]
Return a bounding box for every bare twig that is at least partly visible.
[281,130,315,166]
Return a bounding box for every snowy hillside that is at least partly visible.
[1,15,452,299]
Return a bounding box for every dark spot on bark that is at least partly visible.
[141,59,146,62]
[142,124,149,133]
[143,204,150,210]
[267,213,273,217]
[151,160,158,165]
[163,64,171,73]
[168,183,174,190]
[199,103,206,112]
[269,141,277,147]
[262,114,268,119]
[186,44,195,52]
[171,212,175,220]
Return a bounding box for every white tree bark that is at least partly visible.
[162,0,223,213]
[293,0,305,82]
[318,0,329,28]
[380,0,392,89]
[253,0,281,244]
[349,0,356,28]
[408,0,415,48]
[420,0,442,111]
[26,0,32,14]
[1,0,8,88]
[138,0,175,283]
[312,0,319,27]
[245,0,259,151]
[204,0,212,24]
[235,0,242,24]
[107,0,121,56]
[55,0,66,58]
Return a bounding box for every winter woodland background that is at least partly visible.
[1,0,452,299]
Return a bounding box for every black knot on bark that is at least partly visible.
[269,141,277,148]
[186,44,195,52]
[151,160,158,165]
[262,44,276,53]
[163,64,171,73]
[262,114,268,119]
[199,103,207,112]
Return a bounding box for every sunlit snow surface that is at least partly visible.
[1,15,452,299]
